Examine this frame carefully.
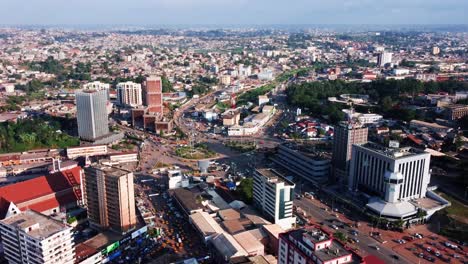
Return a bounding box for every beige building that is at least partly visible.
[220,75,231,86]
[83,165,136,233]
[116,81,142,107]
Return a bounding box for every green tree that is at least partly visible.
[381,96,393,112]
[333,232,347,242]
[237,178,254,204]
[161,76,174,92]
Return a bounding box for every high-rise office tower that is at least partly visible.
[432,46,440,55]
[331,120,368,185]
[143,76,163,114]
[83,165,136,233]
[253,168,295,230]
[116,81,142,107]
[76,89,109,141]
[377,51,393,67]
[0,210,75,264]
[349,142,431,201]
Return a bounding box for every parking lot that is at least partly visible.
[392,231,467,264]
[293,189,468,264]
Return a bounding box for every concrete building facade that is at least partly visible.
[76,89,109,141]
[116,81,142,107]
[0,210,75,264]
[253,169,295,230]
[349,142,431,201]
[331,122,368,185]
[143,76,163,114]
[83,165,136,233]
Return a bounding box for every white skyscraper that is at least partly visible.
[0,210,75,264]
[83,81,110,99]
[76,89,109,141]
[377,51,393,67]
[116,81,142,107]
[253,169,295,229]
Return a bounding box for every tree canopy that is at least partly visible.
[0,117,79,153]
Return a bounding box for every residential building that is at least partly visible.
[331,122,368,185]
[377,51,392,67]
[445,104,468,121]
[83,81,110,99]
[432,46,440,55]
[258,95,269,106]
[278,226,354,264]
[0,210,75,264]
[253,169,295,230]
[76,89,109,141]
[220,75,231,86]
[83,165,136,233]
[116,81,142,107]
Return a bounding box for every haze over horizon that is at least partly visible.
[2,0,468,26]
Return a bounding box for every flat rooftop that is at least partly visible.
[1,210,70,240]
[314,240,352,262]
[289,227,352,262]
[82,230,122,250]
[255,168,295,186]
[413,197,445,211]
[357,142,428,159]
[279,143,331,161]
[93,165,131,177]
[301,226,330,243]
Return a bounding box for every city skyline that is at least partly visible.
[2,0,467,25]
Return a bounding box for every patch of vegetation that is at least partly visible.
[333,232,347,242]
[433,192,468,242]
[236,178,253,204]
[225,141,256,152]
[162,75,174,92]
[0,117,79,153]
[216,101,229,111]
[286,79,468,122]
[175,143,216,159]
[237,83,275,105]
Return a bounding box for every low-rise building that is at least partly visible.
[410,120,452,133]
[272,144,331,184]
[67,145,108,159]
[445,104,468,121]
[278,226,354,264]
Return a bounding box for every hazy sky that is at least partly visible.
[2,0,467,25]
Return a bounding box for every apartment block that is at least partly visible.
[0,210,75,264]
[83,165,136,233]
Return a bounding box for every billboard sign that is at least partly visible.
[131,226,148,239]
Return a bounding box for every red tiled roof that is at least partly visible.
[75,243,98,261]
[0,166,81,204]
[20,192,79,213]
[0,166,82,219]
